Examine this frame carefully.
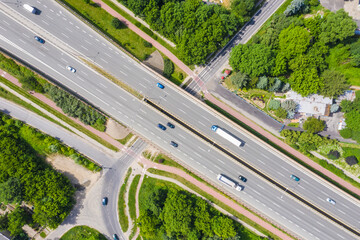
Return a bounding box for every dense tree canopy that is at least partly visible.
[0,177,22,205]
[278,25,311,60]
[320,70,349,97]
[303,117,325,133]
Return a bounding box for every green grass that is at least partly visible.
[118,132,134,145]
[0,77,119,151]
[60,225,107,240]
[58,0,155,61]
[205,99,360,200]
[287,122,299,128]
[141,174,282,240]
[128,175,141,222]
[118,168,132,232]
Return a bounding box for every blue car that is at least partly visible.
[167,122,175,129]
[290,174,300,182]
[113,234,119,240]
[102,197,108,206]
[34,36,45,44]
[170,141,178,147]
[157,83,164,89]
[158,123,166,130]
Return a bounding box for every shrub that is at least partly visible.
[158,158,164,163]
[163,59,174,78]
[231,72,249,89]
[287,111,295,119]
[330,104,339,113]
[135,22,141,28]
[309,0,319,6]
[303,117,325,133]
[281,100,297,112]
[19,76,44,93]
[339,128,352,139]
[268,78,283,92]
[179,73,184,80]
[281,83,291,92]
[143,41,152,48]
[345,156,358,166]
[328,150,340,160]
[256,76,268,89]
[111,17,123,29]
[40,232,46,238]
[275,107,288,118]
[268,99,281,110]
[352,131,360,144]
[284,0,306,16]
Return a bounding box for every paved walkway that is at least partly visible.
[0,70,123,151]
[139,157,292,240]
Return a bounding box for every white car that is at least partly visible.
[327,198,336,205]
[66,66,76,73]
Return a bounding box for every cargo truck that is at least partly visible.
[217,174,244,191]
[23,4,37,14]
[211,125,244,147]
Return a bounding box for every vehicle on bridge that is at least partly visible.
[211,125,244,147]
[217,174,244,191]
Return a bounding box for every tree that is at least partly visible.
[328,150,340,160]
[281,100,297,112]
[330,104,340,113]
[7,207,27,236]
[303,117,325,133]
[19,76,44,93]
[0,213,8,231]
[0,177,22,205]
[137,210,161,239]
[231,72,249,89]
[340,100,354,113]
[111,18,123,29]
[284,0,306,16]
[344,110,360,132]
[268,78,283,92]
[289,67,323,97]
[339,128,352,139]
[268,99,281,110]
[345,156,358,166]
[229,44,275,77]
[163,59,174,78]
[319,9,357,45]
[279,25,311,60]
[320,70,349,97]
[275,108,287,118]
[231,0,256,22]
[256,76,268,89]
[212,216,236,239]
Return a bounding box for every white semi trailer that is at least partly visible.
[211,125,243,147]
[217,174,243,191]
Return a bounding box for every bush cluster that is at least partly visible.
[163,59,174,78]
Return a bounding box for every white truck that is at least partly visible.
[211,125,243,147]
[217,174,244,191]
[23,4,37,14]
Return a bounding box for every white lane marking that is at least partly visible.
[298,185,305,190]
[84,39,92,45]
[76,76,85,82]
[101,42,106,46]
[2,20,10,25]
[337,209,346,214]
[150,132,154,135]
[99,83,108,88]
[19,39,26,44]
[277,172,284,177]
[198,146,206,152]
[62,17,67,21]
[280,166,288,171]
[196,161,201,165]
[194,152,201,158]
[201,115,210,121]
[272,202,280,208]
[82,30,86,33]
[179,108,186,113]
[22,33,29,38]
[61,33,69,38]
[118,95,128,102]
[292,214,301,220]
[198,121,206,127]
[202,165,207,169]
[136,115,143,120]
[316,196,323,201]
[302,179,309,184]
[182,102,190,108]
[89,34,93,38]
[50,9,54,12]
[81,45,88,51]
[43,4,47,8]
[316,221,324,227]
[95,88,103,94]
[312,227,320,233]
[143,78,150,83]
[38,51,45,56]
[139,83,147,88]
[123,65,130,70]
[65,27,73,32]
[81,71,88,76]
[115,101,122,106]
[257,184,264,190]
[41,20,49,25]
[261,153,270,159]
[337,234,345,239]
[111,107,116,110]
[178,134,186,139]
[108,47,112,51]
[100,58,108,63]
[214,165,222,170]
[0,26,6,31]
[257,159,265,165]
[119,70,128,76]
[104,52,112,58]
[218,159,225,164]
[296,209,304,215]
[209,169,214,174]
[69,21,73,25]
[139,109,147,114]
[275,211,280,215]
[252,189,261,195]
[60,58,67,62]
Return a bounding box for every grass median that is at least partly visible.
[128,174,141,222]
[118,168,132,232]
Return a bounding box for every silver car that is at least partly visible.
[326,198,336,205]
[66,65,76,73]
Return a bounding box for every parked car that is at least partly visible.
[102,197,108,206]
[157,123,166,131]
[34,36,45,44]
[170,141,178,147]
[66,65,76,73]
[238,175,247,182]
[290,174,300,182]
[157,83,164,89]
[327,198,336,205]
[167,122,175,129]
[113,234,119,240]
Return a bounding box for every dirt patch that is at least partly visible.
[143,50,164,74]
[106,118,129,139]
[47,154,100,190]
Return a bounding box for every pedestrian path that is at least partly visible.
[138,157,292,240]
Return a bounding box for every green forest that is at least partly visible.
[119,0,257,65]
[229,2,359,97]
[0,112,76,234]
[137,177,264,240]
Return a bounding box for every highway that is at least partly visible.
[0,0,359,239]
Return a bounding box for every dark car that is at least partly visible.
[157,83,164,89]
[158,123,166,131]
[34,36,45,44]
[102,197,108,206]
[167,122,175,129]
[113,234,119,240]
[290,174,300,182]
[238,175,247,182]
[170,141,178,147]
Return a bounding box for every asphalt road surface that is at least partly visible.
[0,1,360,239]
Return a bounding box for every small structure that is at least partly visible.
[335,90,356,104]
[286,91,333,117]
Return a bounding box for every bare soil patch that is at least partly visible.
[143,50,164,74]
[106,118,129,140]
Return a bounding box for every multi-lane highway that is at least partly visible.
[0,0,360,239]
